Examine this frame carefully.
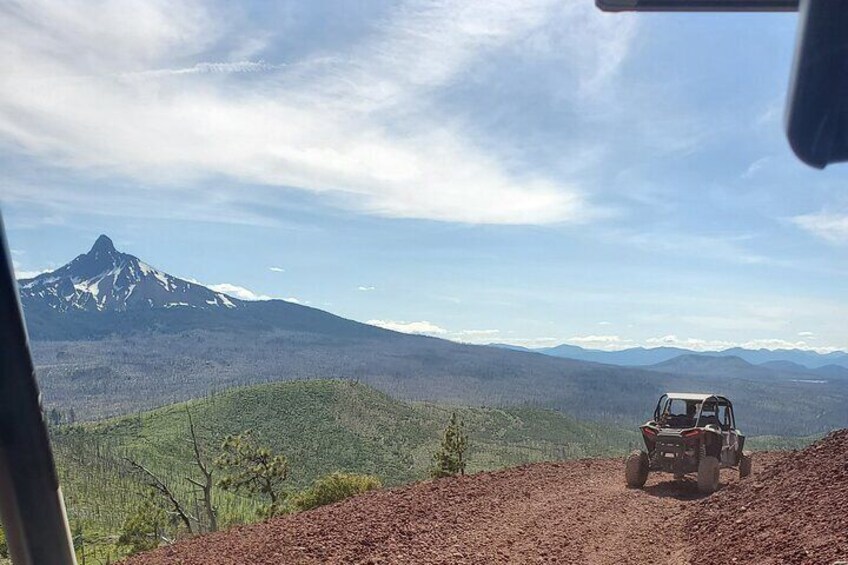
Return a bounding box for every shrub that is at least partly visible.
[117,491,166,555]
[291,472,382,512]
[0,525,8,558]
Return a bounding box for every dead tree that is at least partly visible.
[124,458,195,534]
[185,408,217,532]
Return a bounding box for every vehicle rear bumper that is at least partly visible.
[650,437,698,474]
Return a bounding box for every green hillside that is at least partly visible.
[69,378,639,482]
[49,379,640,563]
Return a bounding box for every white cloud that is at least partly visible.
[756,100,782,127]
[12,259,50,280]
[598,321,612,326]
[741,156,770,179]
[367,319,447,335]
[361,322,500,342]
[565,335,634,351]
[124,60,284,79]
[451,329,500,343]
[14,268,50,279]
[169,276,307,303]
[362,320,501,342]
[738,338,830,352]
[792,212,848,244]
[523,2,637,98]
[207,283,272,301]
[643,334,840,354]
[269,266,285,273]
[645,335,727,350]
[491,337,559,348]
[357,286,376,292]
[0,0,636,225]
[798,331,814,337]
[457,329,500,337]
[488,333,844,354]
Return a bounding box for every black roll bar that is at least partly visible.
[0,213,77,565]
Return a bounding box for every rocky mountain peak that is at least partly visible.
[18,236,240,312]
[90,234,116,254]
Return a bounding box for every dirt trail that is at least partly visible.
[124,455,775,565]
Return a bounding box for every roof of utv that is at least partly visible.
[665,393,715,401]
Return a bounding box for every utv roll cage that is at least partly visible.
[0,217,77,565]
[652,393,736,430]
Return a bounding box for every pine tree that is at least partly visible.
[216,432,288,518]
[431,412,468,478]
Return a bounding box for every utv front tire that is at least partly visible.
[625,450,649,488]
[697,456,720,493]
[739,451,753,478]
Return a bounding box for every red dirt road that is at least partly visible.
[125,456,776,565]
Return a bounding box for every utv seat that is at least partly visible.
[699,415,721,427]
[666,414,695,428]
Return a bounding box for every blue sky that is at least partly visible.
[1,1,846,351]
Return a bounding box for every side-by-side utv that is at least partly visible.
[625,393,753,493]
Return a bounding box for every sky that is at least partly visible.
[1,0,846,352]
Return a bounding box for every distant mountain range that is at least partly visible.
[646,354,848,381]
[16,236,848,437]
[494,342,848,370]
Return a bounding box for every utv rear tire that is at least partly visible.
[739,451,753,478]
[625,450,649,488]
[697,456,720,494]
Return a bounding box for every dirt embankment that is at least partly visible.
[687,429,848,565]
[123,433,847,565]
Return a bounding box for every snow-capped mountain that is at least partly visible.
[18,235,239,312]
